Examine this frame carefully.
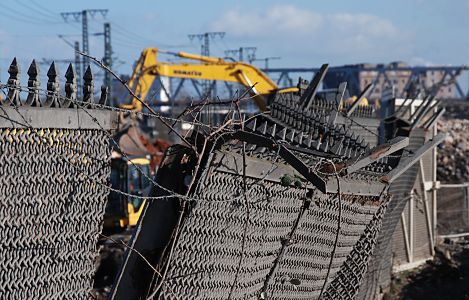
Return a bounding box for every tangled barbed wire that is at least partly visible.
[0,52,415,300]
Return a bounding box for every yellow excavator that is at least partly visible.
[121,47,299,112]
[105,156,152,229]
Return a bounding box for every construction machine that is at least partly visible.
[105,123,169,230]
[120,47,299,112]
[105,156,152,230]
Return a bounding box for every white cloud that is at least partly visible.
[211,5,323,38]
[329,13,398,38]
[211,5,410,64]
[212,5,398,40]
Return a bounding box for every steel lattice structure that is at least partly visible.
[133,64,469,111]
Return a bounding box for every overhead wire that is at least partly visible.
[109,21,172,47]
[26,0,60,19]
[0,2,61,24]
[15,0,62,22]
[0,8,56,25]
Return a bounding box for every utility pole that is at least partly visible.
[225,47,257,63]
[252,56,281,69]
[82,11,89,68]
[74,41,82,97]
[103,22,112,105]
[61,9,108,79]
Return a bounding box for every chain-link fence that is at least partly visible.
[437,184,469,236]
[0,58,116,299]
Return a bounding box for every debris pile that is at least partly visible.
[437,118,469,183]
[92,235,128,300]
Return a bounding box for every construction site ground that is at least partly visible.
[387,237,469,299]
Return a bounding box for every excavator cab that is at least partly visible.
[104,156,152,232]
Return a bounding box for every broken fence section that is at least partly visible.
[111,71,444,299]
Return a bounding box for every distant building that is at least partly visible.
[323,62,456,100]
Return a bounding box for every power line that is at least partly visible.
[110,22,158,45]
[110,22,187,49]
[0,3,58,25]
[0,2,60,24]
[15,0,61,22]
[27,0,61,19]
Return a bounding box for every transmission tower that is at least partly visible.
[74,41,82,97]
[60,9,108,78]
[225,47,257,63]
[251,56,281,69]
[188,32,225,57]
[187,32,225,125]
[188,32,225,93]
[103,23,112,105]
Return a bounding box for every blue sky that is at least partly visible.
[1,0,468,79]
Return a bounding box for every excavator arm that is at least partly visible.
[122,48,297,112]
[120,48,159,112]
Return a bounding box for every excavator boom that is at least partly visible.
[123,47,298,112]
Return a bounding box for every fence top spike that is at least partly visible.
[27,59,39,77]
[99,85,108,105]
[65,63,76,80]
[8,57,19,76]
[47,61,58,78]
[84,65,93,80]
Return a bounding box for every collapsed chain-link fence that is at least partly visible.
[111,72,443,299]
[357,129,427,299]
